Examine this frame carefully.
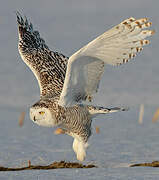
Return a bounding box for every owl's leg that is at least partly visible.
[71,134,89,161]
[76,141,87,161]
[72,138,78,153]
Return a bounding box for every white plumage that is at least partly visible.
[59,17,154,107]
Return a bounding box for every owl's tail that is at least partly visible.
[87,105,128,118]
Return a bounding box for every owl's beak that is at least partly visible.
[33,116,36,121]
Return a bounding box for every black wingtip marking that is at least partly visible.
[15,11,34,33]
[15,11,23,25]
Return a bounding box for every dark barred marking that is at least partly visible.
[17,12,68,99]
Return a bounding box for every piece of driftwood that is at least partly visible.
[0,161,96,171]
[130,161,159,167]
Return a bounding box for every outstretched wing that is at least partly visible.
[16,12,68,98]
[58,17,155,106]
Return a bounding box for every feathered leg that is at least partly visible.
[76,141,87,161]
[72,138,78,154]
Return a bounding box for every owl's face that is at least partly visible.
[30,106,55,127]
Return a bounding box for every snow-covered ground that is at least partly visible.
[0,0,159,179]
[1,106,159,179]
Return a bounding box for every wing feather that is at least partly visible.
[16,12,68,98]
[58,17,154,106]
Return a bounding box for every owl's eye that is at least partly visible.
[39,111,45,115]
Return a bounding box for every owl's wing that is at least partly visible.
[16,12,68,98]
[58,17,154,107]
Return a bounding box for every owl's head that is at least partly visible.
[30,100,55,127]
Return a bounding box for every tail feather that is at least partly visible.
[87,105,128,118]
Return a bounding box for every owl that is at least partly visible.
[16,12,154,161]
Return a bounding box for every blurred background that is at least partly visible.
[0,0,158,110]
[1,1,159,179]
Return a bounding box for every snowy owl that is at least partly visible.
[16,12,154,161]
